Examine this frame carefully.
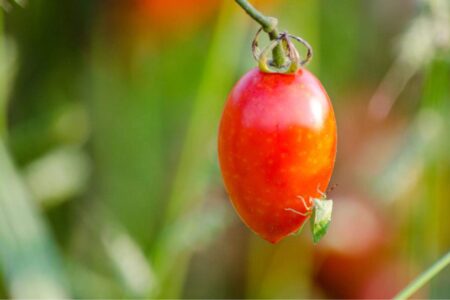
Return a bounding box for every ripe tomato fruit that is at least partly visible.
[218,68,337,243]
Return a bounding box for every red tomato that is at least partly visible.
[218,68,337,243]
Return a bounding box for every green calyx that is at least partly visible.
[234,0,313,74]
[253,30,313,74]
[310,197,333,243]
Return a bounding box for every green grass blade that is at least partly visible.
[394,251,450,300]
[0,140,69,298]
[152,1,250,297]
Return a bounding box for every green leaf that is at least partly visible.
[0,140,69,298]
[310,198,333,243]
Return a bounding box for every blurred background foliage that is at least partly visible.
[0,0,449,298]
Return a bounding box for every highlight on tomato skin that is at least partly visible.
[218,68,337,243]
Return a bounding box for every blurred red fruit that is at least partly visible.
[313,193,392,298]
[135,0,220,35]
[358,261,420,299]
[319,193,388,256]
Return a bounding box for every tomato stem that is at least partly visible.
[393,251,450,299]
[234,0,286,68]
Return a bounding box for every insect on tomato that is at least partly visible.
[218,67,337,243]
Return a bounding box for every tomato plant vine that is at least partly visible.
[234,0,313,74]
[234,0,286,67]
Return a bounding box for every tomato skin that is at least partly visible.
[218,68,337,243]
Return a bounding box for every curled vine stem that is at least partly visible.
[252,28,314,74]
[287,33,313,66]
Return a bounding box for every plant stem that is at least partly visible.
[394,251,450,300]
[234,0,286,67]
